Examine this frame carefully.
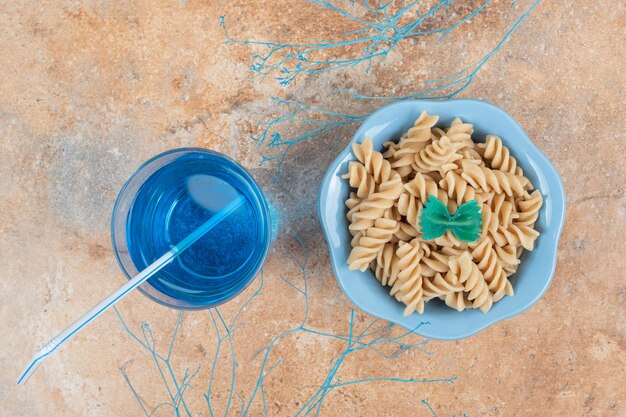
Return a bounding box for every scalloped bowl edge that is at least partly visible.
[318,99,566,340]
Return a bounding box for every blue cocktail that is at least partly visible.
[111,148,271,309]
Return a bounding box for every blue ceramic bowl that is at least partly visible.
[318,99,566,340]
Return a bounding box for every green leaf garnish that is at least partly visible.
[418,195,483,242]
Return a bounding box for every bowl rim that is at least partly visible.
[318,98,566,340]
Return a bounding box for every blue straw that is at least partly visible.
[18,195,246,385]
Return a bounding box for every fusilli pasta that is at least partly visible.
[343,112,543,314]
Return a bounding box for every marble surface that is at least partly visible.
[1,1,624,416]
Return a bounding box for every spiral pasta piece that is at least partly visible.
[477,203,501,244]
[348,216,399,271]
[393,240,422,287]
[390,240,425,315]
[404,172,449,206]
[470,239,514,301]
[516,190,542,226]
[485,192,519,226]
[351,137,394,183]
[442,291,473,312]
[494,244,520,278]
[396,192,421,228]
[500,223,540,251]
[374,242,401,286]
[478,135,523,175]
[461,160,528,197]
[382,140,414,179]
[414,136,463,173]
[494,244,519,266]
[342,161,376,199]
[349,174,403,232]
[391,111,439,169]
[421,250,454,277]
[422,272,464,300]
[445,117,475,149]
[439,170,481,206]
[449,252,493,313]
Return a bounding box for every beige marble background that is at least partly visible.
[1,1,624,416]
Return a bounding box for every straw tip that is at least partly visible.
[17,359,42,385]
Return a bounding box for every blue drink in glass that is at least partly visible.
[112,148,271,309]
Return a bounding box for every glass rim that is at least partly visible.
[111,147,271,310]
